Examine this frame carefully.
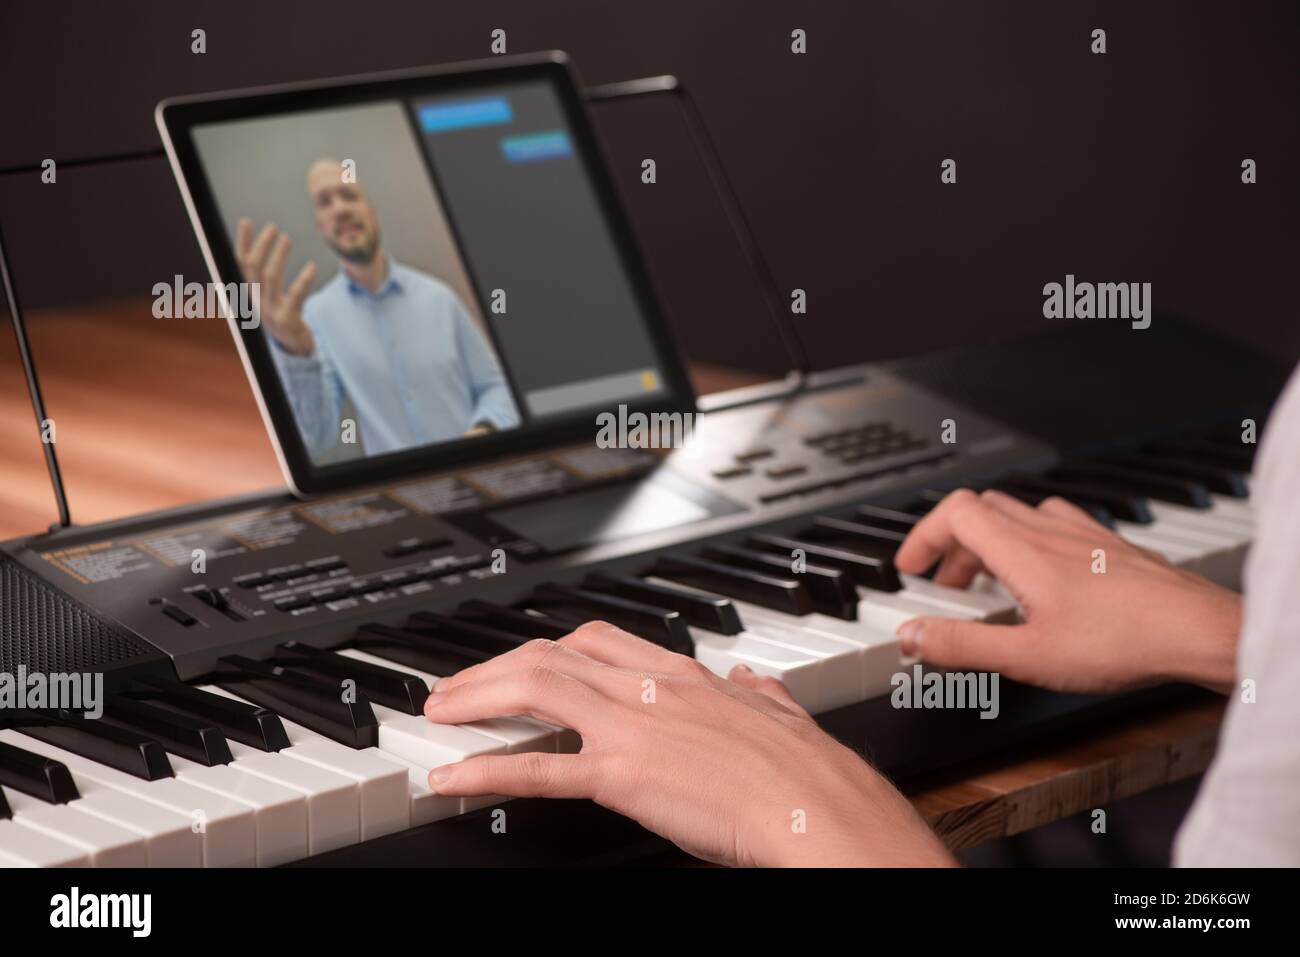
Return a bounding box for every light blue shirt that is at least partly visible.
[271,259,520,458]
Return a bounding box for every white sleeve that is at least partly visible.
[1174,366,1300,866]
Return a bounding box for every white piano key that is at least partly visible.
[167,755,308,867]
[276,739,409,840]
[720,617,862,709]
[1115,523,1203,562]
[1208,494,1255,523]
[644,576,887,708]
[855,587,968,632]
[4,787,146,867]
[68,788,201,867]
[201,683,399,844]
[0,817,89,867]
[899,574,1020,622]
[3,730,255,867]
[734,602,907,701]
[338,649,558,755]
[1143,517,1242,549]
[688,628,823,709]
[376,753,462,823]
[219,748,357,857]
[1149,501,1253,538]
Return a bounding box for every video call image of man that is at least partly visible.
[236,158,520,460]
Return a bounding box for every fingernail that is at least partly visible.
[429,766,453,791]
[731,663,753,676]
[897,619,924,656]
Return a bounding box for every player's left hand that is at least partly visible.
[422,621,954,867]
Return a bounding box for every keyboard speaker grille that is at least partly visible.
[0,554,158,674]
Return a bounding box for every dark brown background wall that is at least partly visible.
[1,0,1296,377]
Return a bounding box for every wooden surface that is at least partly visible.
[1,297,1225,850]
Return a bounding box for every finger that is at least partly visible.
[932,545,986,588]
[1037,495,1111,533]
[285,260,316,307]
[923,490,1046,587]
[235,218,253,261]
[727,664,810,718]
[432,636,625,697]
[896,615,1034,677]
[977,489,1050,526]
[430,751,597,799]
[263,233,292,297]
[894,489,1035,586]
[246,223,279,275]
[423,666,613,732]
[558,620,693,674]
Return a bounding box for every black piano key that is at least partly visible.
[853,504,922,533]
[406,612,527,656]
[583,573,744,634]
[1108,453,1250,498]
[0,787,10,819]
[0,739,80,804]
[802,516,907,557]
[989,483,1117,528]
[15,711,173,781]
[900,489,949,515]
[454,601,574,640]
[276,641,429,715]
[1147,437,1255,473]
[745,533,903,593]
[1195,428,1260,469]
[352,623,484,679]
[214,656,379,749]
[1048,462,1211,508]
[998,476,1153,524]
[130,675,290,752]
[389,621,502,667]
[698,545,858,620]
[649,554,812,616]
[100,693,233,767]
[525,583,694,656]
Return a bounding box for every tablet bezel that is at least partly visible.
[156,51,694,496]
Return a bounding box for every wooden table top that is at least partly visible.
[1,298,1224,852]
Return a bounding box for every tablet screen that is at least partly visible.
[161,56,690,493]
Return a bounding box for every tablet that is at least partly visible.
[157,51,693,495]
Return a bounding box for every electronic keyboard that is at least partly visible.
[0,318,1286,866]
